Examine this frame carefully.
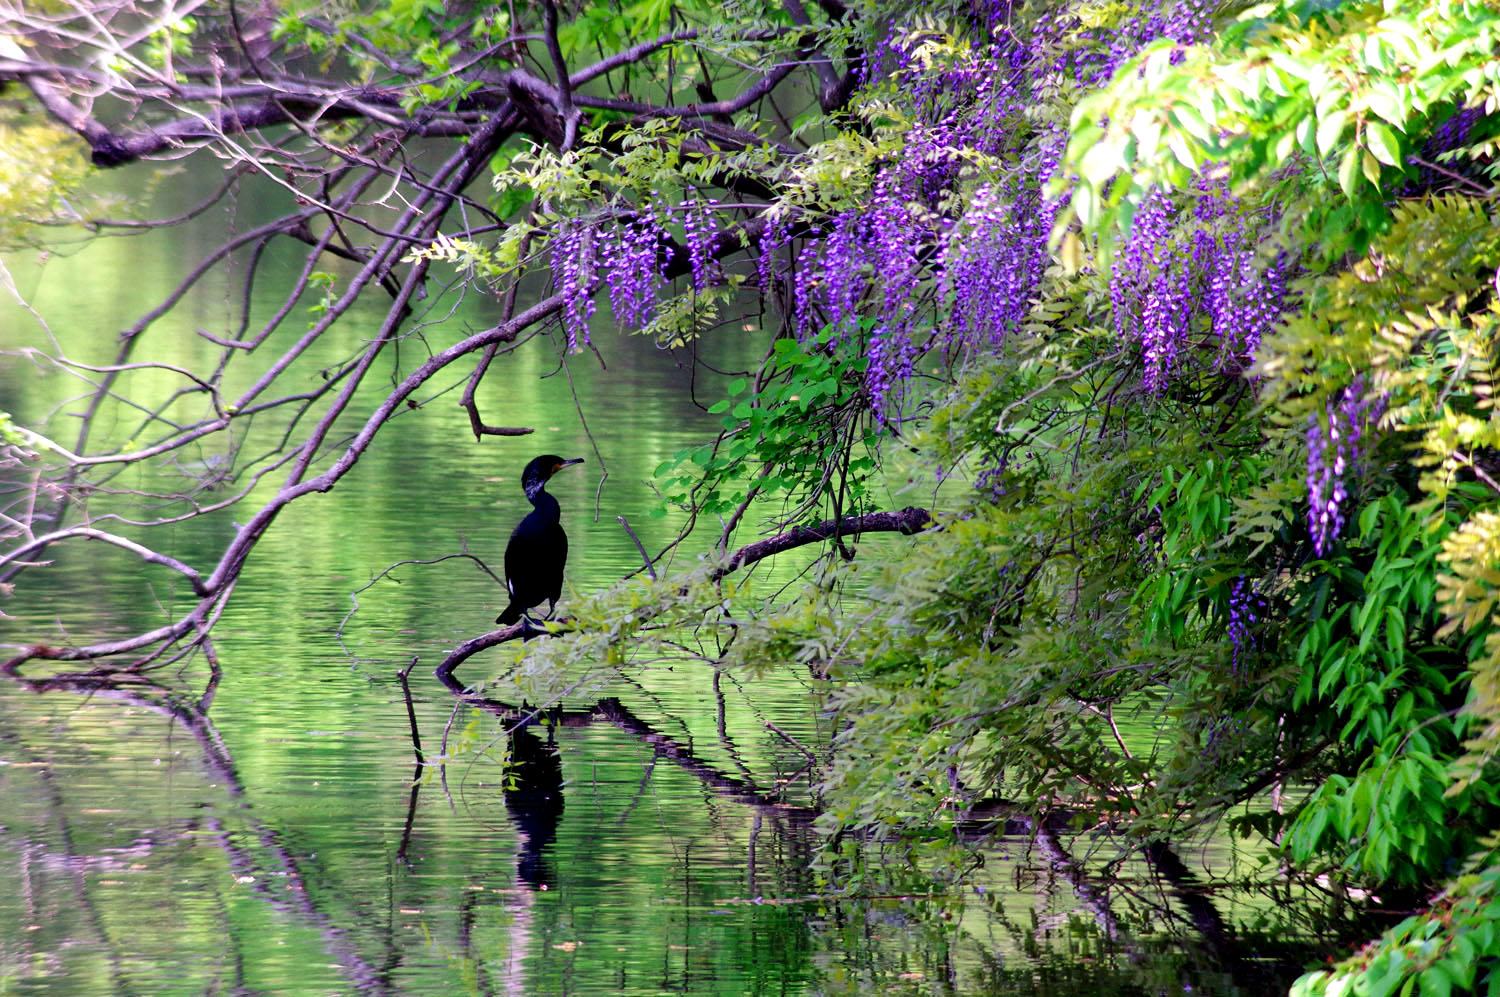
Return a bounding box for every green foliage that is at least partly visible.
[1254,197,1500,802]
[268,0,539,109]
[1291,862,1500,997]
[141,13,198,73]
[304,271,339,329]
[634,281,745,347]
[403,232,521,281]
[813,315,1269,837]
[1058,0,1500,256]
[0,411,25,448]
[656,328,879,522]
[0,108,89,248]
[1274,490,1499,890]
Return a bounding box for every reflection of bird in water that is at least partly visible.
[503,723,565,889]
[496,455,584,626]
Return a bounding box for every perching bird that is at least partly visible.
[496,454,585,626]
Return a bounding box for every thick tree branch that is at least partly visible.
[713,507,932,579]
[779,0,845,110]
[539,0,580,151]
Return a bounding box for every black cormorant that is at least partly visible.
[496,454,585,626]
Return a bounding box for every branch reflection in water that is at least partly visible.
[0,661,1321,995]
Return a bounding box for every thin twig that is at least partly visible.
[617,515,657,579]
[764,720,818,763]
[398,655,426,767]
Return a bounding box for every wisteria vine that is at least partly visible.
[551,0,1295,424]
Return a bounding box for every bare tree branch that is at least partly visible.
[0,0,871,673]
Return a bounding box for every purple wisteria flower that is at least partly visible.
[961,181,1052,347]
[1306,377,1387,556]
[1111,177,1294,391]
[757,210,791,297]
[1227,575,1256,674]
[1210,242,1289,374]
[768,0,1251,425]
[1045,0,1214,89]
[682,198,721,292]
[1111,188,1182,391]
[1202,714,1246,762]
[550,219,596,352]
[1407,103,1488,194]
[816,209,867,342]
[601,214,662,331]
[866,322,918,424]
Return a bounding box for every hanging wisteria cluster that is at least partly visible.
[682,198,722,293]
[552,0,1282,418]
[1044,0,1214,89]
[550,219,596,352]
[1306,377,1387,556]
[601,215,662,332]
[1407,103,1488,195]
[1110,177,1293,392]
[1227,575,1256,674]
[1112,188,1184,392]
[940,167,1059,354]
[832,0,1239,413]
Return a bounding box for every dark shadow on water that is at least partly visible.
[503,722,565,889]
[421,662,1348,995]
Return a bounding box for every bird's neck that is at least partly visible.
[527,488,561,521]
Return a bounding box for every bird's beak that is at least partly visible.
[556,457,585,473]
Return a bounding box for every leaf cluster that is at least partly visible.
[1059,0,1500,258]
[656,328,879,521]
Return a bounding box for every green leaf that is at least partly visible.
[1079,137,1122,186]
[1418,967,1452,997]
[1365,84,1407,129]
[1167,130,1200,171]
[1296,114,1317,155]
[1318,109,1348,156]
[1337,143,1364,198]
[1366,121,1402,167]
[1170,103,1212,143]
[1074,183,1099,227]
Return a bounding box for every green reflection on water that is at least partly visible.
[0,675,1302,996]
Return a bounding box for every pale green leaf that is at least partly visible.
[1317,109,1348,156]
[1366,121,1402,166]
[1337,142,1363,197]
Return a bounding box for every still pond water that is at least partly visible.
[0,167,1314,995]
